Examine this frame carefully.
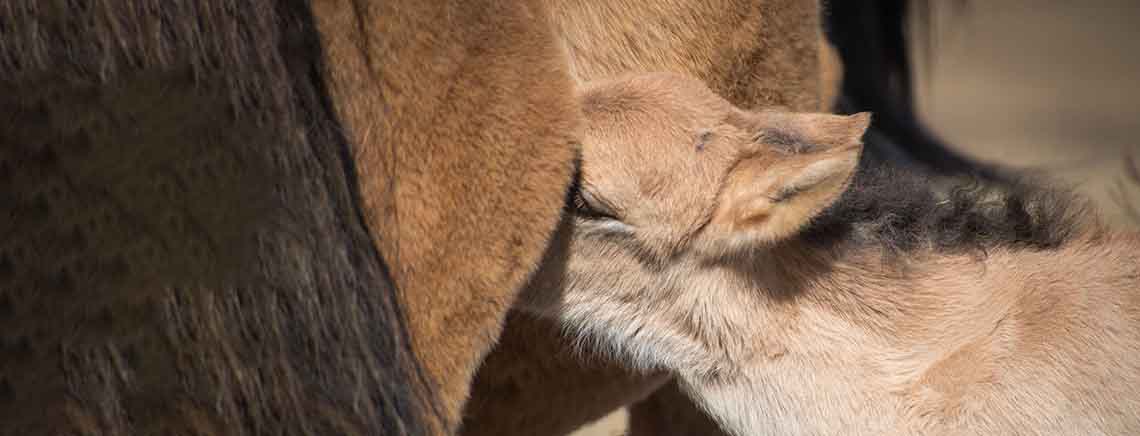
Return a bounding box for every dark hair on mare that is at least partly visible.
[821,0,1012,182]
[1,1,435,435]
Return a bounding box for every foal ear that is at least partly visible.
[709,112,869,245]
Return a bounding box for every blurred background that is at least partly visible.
[916,1,1140,228]
[575,2,1140,434]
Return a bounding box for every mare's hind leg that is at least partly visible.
[461,312,669,436]
[628,382,732,436]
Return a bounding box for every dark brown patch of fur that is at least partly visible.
[803,160,1089,254]
[1,1,433,435]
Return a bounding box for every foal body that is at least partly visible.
[684,237,1140,435]
[521,73,1140,435]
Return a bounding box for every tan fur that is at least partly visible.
[522,73,1140,436]
[818,35,845,111]
[464,2,823,434]
[552,0,821,111]
[312,0,580,431]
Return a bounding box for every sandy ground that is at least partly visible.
[572,3,1140,435]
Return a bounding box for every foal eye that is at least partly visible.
[570,186,621,221]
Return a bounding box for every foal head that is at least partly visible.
[569,72,870,265]
[520,73,869,373]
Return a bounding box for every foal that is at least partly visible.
[520,73,1140,436]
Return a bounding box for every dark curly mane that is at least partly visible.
[802,160,1091,254]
